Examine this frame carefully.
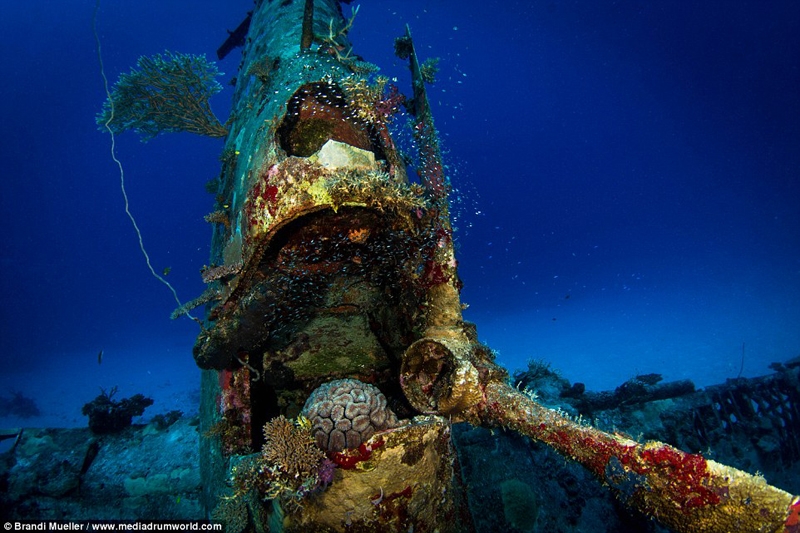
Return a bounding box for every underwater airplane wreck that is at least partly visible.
[2,1,798,531]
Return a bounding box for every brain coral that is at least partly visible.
[302,378,401,452]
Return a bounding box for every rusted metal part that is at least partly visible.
[401,336,799,533]
[472,382,795,533]
[300,0,315,51]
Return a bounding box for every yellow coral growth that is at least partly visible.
[204,210,231,229]
[340,75,389,123]
[262,415,324,477]
[327,169,428,214]
[303,179,334,207]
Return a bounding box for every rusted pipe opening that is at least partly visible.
[400,339,454,413]
[400,337,483,415]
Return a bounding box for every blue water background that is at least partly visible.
[1,1,798,427]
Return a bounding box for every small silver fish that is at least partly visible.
[98,350,104,365]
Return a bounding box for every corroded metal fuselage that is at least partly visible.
[195,1,488,530]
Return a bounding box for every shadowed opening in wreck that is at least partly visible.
[277,82,389,159]
[246,206,423,448]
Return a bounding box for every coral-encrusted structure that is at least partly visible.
[280,418,469,533]
[302,378,401,451]
[205,368,251,456]
[195,2,474,530]
[190,1,798,532]
[81,387,154,434]
[462,380,797,533]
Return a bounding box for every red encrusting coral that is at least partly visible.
[211,367,252,455]
[252,179,280,216]
[244,164,282,237]
[537,424,720,511]
[413,120,447,199]
[785,497,800,532]
[370,485,414,525]
[375,84,405,119]
[636,445,721,510]
[226,369,251,421]
[329,439,384,470]
[415,224,456,288]
[479,386,724,516]
[420,260,450,288]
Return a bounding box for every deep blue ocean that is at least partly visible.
[1,1,799,428]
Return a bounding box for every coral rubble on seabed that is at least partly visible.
[0,417,202,519]
[81,387,154,434]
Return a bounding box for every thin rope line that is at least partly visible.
[93,0,195,321]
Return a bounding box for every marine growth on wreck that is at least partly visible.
[90,1,800,532]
